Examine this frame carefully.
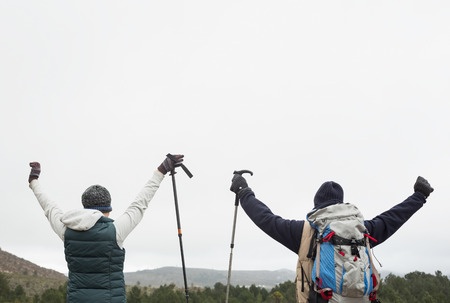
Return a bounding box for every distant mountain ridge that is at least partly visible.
[0,248,296,291]
[125,266,296,289]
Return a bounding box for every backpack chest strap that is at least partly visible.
[327,234,365,246]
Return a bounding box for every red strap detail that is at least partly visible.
[364,233,378,243]
[315,278,333,300]
[372,273,378,288]
[322,231,335,242]
[339,250,345,256]
[320,290,333,300]
[369,274,378,301]
[369,291,377,301]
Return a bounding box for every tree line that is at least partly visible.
[1,270,449,302]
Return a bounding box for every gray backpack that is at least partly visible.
[306,203,380,303]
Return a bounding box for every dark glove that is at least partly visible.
[158,154,184,175]
[414,176,434,198]
[230,174,248,195]
[29,162,41,183]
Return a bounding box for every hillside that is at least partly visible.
[125,266,296,289]
[0,247,295,294]
[0,248,67,296]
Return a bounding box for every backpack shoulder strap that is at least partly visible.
[296,222,315,303]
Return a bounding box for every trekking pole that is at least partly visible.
[225,169,253,303]
[167,153,193,303]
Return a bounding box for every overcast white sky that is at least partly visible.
[1,1,450,279]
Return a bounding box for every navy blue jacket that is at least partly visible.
[239,190,426,253]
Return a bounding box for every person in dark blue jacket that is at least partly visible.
[229,175,433,302]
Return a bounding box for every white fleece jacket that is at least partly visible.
[29,170,165,249]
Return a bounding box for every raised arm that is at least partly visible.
[230,173,304,253]
[114,154,184,247]
[28,162,66,240]
[364,176,433,247]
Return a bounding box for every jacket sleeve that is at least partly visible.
[114,170,164,247]
[239,189,304,253]
[364,191,426,247]
[29,179,66,240]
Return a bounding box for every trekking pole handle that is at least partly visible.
[233,170,253,176]
[232,170,253,206]
[167,153,193,178]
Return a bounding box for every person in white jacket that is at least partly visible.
[28,154,184,303]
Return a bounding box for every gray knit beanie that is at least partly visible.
[81,185,112,213]
[313,181,344,209]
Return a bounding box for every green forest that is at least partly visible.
[1,271,449,303]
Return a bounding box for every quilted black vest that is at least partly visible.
[64,216,126,303]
